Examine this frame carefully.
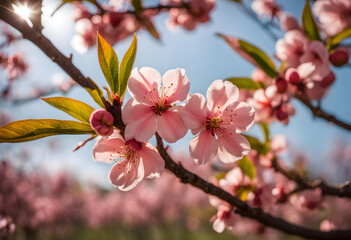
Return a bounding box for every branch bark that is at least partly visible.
[272,157,351,198]
[0,0,99,92]
[295,94,351,131]
[156,133,351,240]
[2,2,351,239]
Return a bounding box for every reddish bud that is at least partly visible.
[329,48,349,67]
[285,68,300,85]
[90,109,114,136]
[320,71,335,87]
[109,12,123,27]
[275,77,288,93]
[275,107,289,121]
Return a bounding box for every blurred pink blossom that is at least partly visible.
[278,12,300,31]
[167,0,216,31]
[313,0,351,36]
[251,0,280,19]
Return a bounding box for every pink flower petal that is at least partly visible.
[162,68,190,104]
[122,99,157,142]
[181,93,209,130]
[127,67,161,105]
[223,102,255,133]
[213,218,225,233]
[139,142,165,179]
[207,80,239,115]
[217,133,250,163]
[92,136,125,164]
[189,130,218,164]
[157,106,188,143]
[109,157,145,191]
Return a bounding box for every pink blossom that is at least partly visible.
[304,79,330,101]
[1,54,29,81]
[251,69,272,86]
[251,0,280,19]
[329,48,349,67]
[296,188,323,210]
[270,134,288,154]
[276,30,309,69]
[90,109,114,137]
[299,41,330,81]
[248,86,295,124]
[92,131,165,191]
[278,12,300,31]
[211,205,235,233]
[71,3,92,22]
[122,67,190,143]
[167,0,216,31]
[71,6,141,53]
[181,80,255,164]
[320,219,336,231]
[313,0,351,36]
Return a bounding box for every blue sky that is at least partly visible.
[1,0,351,187]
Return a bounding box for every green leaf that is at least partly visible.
[302,0,321,41]
[84,77,106,108]
[141,17,160,40]
[119,34,137,98]
[97,33,119,94]
[132,0,143,12]
[327,28,351,50]
[226,77,261,90]
[41,97,95,123]
[238,156,256,180]
[260,122,270,143]
[0,119,95,143]
[218,34,277,78]
[243,134,269,155]
[238,40,277,78]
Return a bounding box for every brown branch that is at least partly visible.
[2,2,351,239]
[0,0,99,93]
[272,157,351,198]
[295,94,351,131]
[155,133,351,240]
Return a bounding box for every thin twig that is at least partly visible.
[271,157,351,198]
[2,2,351,239]
[295,94,351,131]
[156,133,351,240]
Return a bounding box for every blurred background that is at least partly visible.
[1,0,351,239]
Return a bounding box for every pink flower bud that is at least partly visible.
[329,48,349,67]
[275,107,288,121]
[278,13,299,31]
[275,77,288,93]
[109,12,123,27]
[320,71,335,88]
[285,68,300,85]
[90,109,114,137]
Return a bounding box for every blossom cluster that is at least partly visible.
[71,0,216,53]
[2,138,351,238]
[90,67,255,191]
[228,0,351,125]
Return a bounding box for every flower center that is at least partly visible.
[204,117,224,136]
[150,102,172,116]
